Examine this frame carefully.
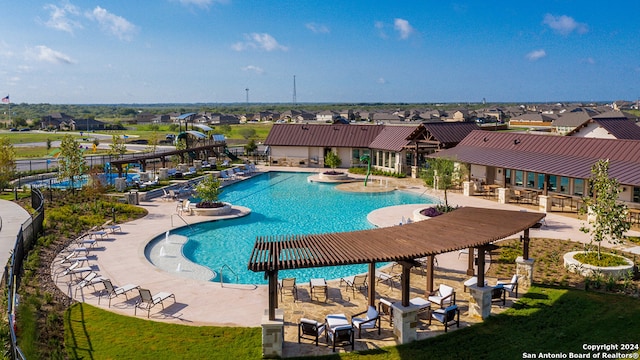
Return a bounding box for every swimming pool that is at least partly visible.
[27,173,140,189]
[165,172,437,284]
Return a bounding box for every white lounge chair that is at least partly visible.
[74,272,106,297]
[375,270,400,290]
[135,288,176,318]
[351,305,380,338]
[339,274,368,298]
[99,279,140,307]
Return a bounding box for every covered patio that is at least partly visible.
[248,207,545,356]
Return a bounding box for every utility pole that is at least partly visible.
[245,88,249,113]
[293,75,297,106]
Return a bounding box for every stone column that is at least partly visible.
[115,177,127,192]
[158,168,169,180]
[261,309,284,358]
[538,195,552,213]
[467,285,493,319]
[516,256,535,288]
[411,166,418,179]
[193,159,202,171]
[177,163,188,173]
[498,187,509,204]
[463,181,475,197]
[391,303,419,344]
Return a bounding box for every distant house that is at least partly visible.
[75,118,107,131]
[552,108,596,135]
[509,113,556,128]
[40,113,75,130]
[371,112,402,124]
[136,112,155,124]
[445,109,471,122]
[316,110,339,122]
[566,111,640,140]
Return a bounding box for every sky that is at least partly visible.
[0,1,639,104]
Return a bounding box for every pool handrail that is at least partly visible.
[219,264,239,287]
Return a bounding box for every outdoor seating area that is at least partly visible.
[278,264,520,356]
[51,224,179,319]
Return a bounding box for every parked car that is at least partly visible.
[19,128,31,131]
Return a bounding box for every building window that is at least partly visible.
[559,177,569,194]
[505,169,511,185]
[389,152,396,168]
[574,179,584,196]
[537,174,545,190]
[548,175,557,192]
[634,187,640,203]
[527,172,536,188]
[515,170,523,186]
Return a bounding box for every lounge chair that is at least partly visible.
[135,288,176,318]
[161,189,173,201]
[177,200,192,215]
[56,261,93,282]
[219,170,233,181]
[429,304,460,332]
[375,270,400,290]
[58,252,89,266]
[278,278,298,301]
[74,272,106,297]
[298,318,325,346]
[351,305,380,338]
[428,284,456,308]
[221,159,230,167]
[99,279,140,307]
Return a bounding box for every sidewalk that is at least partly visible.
[0,199,32,272]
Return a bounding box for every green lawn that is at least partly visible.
[65,286,640,359]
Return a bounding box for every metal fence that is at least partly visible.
[3,188,45,360]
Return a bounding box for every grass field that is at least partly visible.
[64,286,640,359]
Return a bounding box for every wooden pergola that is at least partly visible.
[248,207,545,320]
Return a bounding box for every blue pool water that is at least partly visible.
[174,172,437,285]
[28,173,140,189]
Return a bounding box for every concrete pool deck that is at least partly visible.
[49,166,640,355]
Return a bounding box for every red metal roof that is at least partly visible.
[368,126,416,151]
[264,123,384,148]
[421,122,481,146]
[432,130,640,185]
[592,118,640,140]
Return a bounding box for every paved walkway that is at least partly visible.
[0,198,32,274]
[44,168,640,356]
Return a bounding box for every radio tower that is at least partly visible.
[292,75,297,106]
[245,88,249,112]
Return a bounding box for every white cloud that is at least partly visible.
[582,57,596,65]
[377,77,387,84]
[242,65,264,74]
[43,2,82,34]
[306,23,330,34]
[177,0,227,8]
[526,49,546,61]
[86,6,137,41]
[543,14,588,35]
[232,33,287,52]
[28,45,76,64]
[393,18,414,39]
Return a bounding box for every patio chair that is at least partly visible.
[429,304,460,332]
[409,297,432,316]
[135,288,176,318]
[491,285,506,306]
[298,318,325,346]
[161,189,173,201]
[339,274,368,298]
[428,284,456,308]
[496,274,519,298]
[99,279,140,307]
[178,200,192,215]
[327,325,354,352]
[58,252,89,266]
[55,261,93,283]
[278,278,298,301]
[375,270,400,290]
[378,298,394,325]
[351,305,380,338]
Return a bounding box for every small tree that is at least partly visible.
[0,137,16,191]
[579,159,630,258]
[109,134,127,159]
[244,139,257,155]
[324,151,341,171]
[195,175,224,208]
[238,127,256,140]
[422,158,456,207]
[58,135,86,191]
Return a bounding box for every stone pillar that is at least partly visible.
[158,168,169,180]
[177,163,188,173]
[193,159,202,171]
[391,303,419,344]
[463,181,475,197]
[516,256,535,288]
[411,166,418,179]
[467,285,493,319]
[139,171,150,182]
[538,195,552,213]
[208,156,217,165]
[261,308,284,358]
[498,187,509,204]
[115,177,127,192]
